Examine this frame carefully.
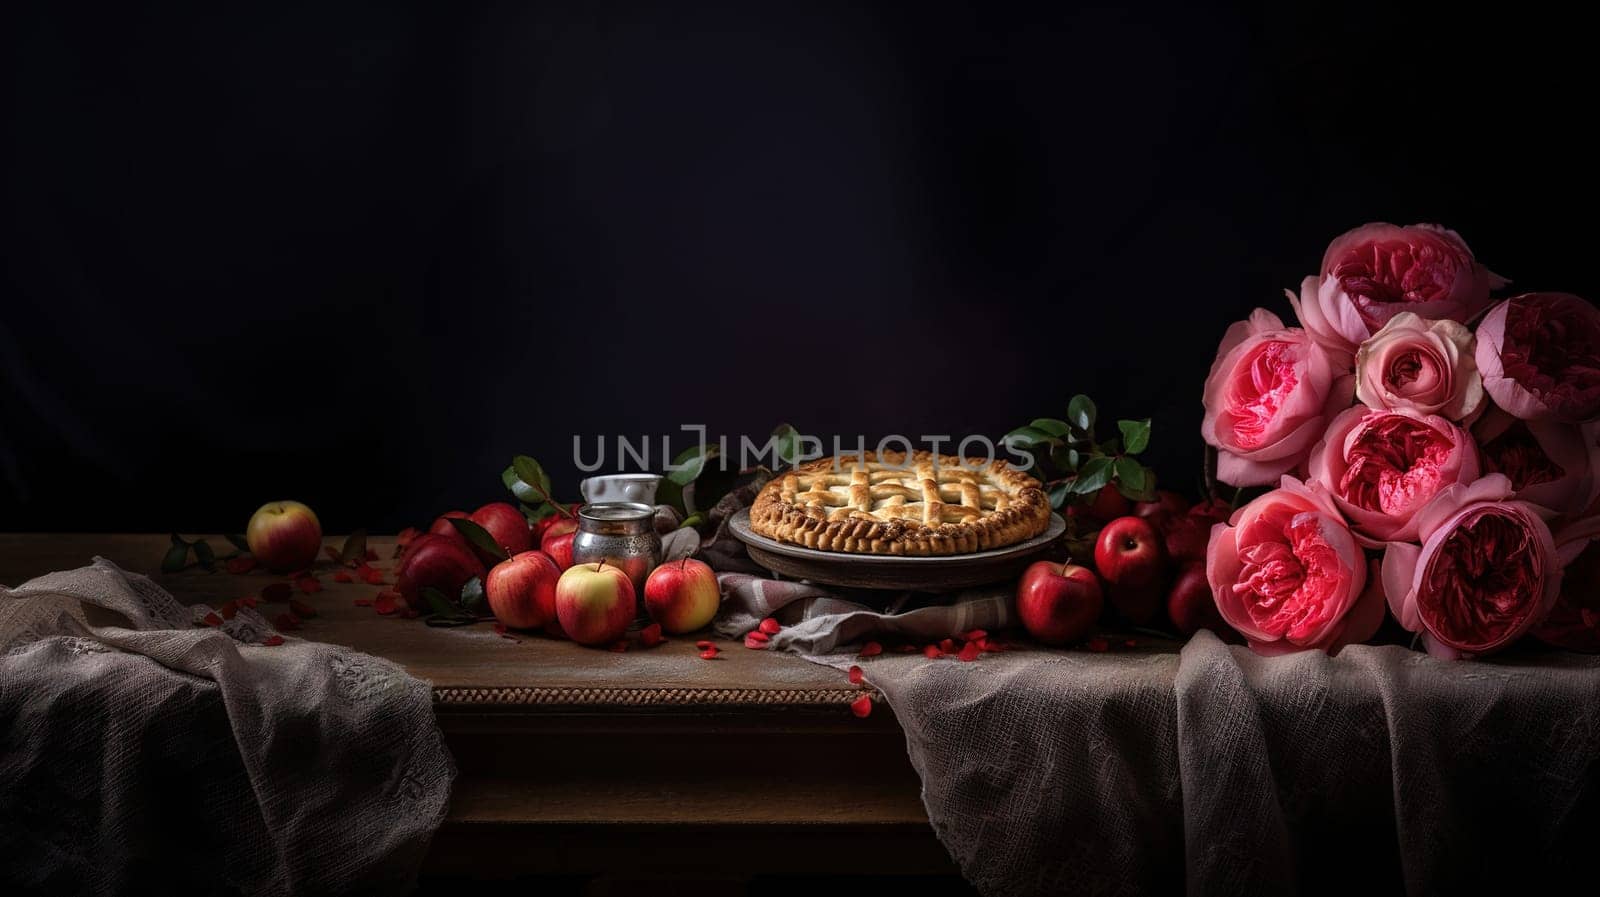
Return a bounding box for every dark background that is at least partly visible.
[3,1,1595,534]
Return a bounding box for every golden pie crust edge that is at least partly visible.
[748,450,1052,556]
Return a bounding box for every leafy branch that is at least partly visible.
[502,455,578,524]
[1003,394,1158,510]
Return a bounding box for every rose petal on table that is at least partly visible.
[850,694,873,718]
[758,617,781,635]
[847,665,864,685]
[858,641,883,658]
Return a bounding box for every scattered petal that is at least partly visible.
[699,648,719,660]
[923,644,942,659]
[858,641,883,658]
[332,570,354,583]
[262,635,285,647]
[963,629,988,641]
[850,694,873,718]
[1087,637,1109,653]
[640,623,665,648]
[202,612,223,627]
[957,642,982,662]
[896,643,920,653]
[239,596,260,609]
[357,564,385,585]
[288,598,318,619]
[610,640,628,653]
[225,556,257,575]
[374,593,398,615]
[353,597,374,607]
[295,577,322,594]
[745,629,770,643]
[939,638,955,653]
[218,600,238,621]
[758,617,781,635]
[743,633,769,650]
[261,583,291,603]
[695,640,715,650]
[1124,639,1138,648]
[847,665,864,685]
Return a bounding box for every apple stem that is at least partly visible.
[593,562,603,573]
[680,558,689,572]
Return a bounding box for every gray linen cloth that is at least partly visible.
[1,558,454,895]
[713,572,1600,896]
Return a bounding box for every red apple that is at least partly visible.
[428,510,472,550]
[485,550,561,630]
[1168,562,1236,639]
[1095,515,1168,625]
[395,533,486,609]
[1160,513,1213,565]
[1094,516,1166,588]
[470,501,534,562]
[1016,560,1103,645]
[1066,485,1130,526]
[245,500,323,572]
[1135,490,1190,521]
[1188,498,1233,526]
[536,513,579,550]
[543,529,577,570]
[643,558,720,633]
[555,562,636,646]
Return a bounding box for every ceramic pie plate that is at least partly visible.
[727,508,1066,591]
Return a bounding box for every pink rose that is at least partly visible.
[1534,516,1600,653]
[1353,312,1483,421]
[1288,223,1505,357]
[1473,406,1600,516]
[1201,308,1354,487]
[1206,476,1386,656]
[1307,406,1479,545]
[1381,475,1560,659]
[1475,292,1600,423]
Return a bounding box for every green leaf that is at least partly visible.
[520,502,560,524]
[192,539,216,572]
[504,456,556,507]
[1113,457,1147,493]
[1049,444,1080,473]
[772,423,801,465]
[502,465,540,504]
[1031,418,1071,438]
[161,534,190,573]
[1118,418,1152,455]
[1070,456,1114,494]
[225,534,251,553]
[666,443,719,486]
[460,576,486,614]
[1068,395,1097,432]
[421,585,469,619]
[1114,458,1158,502]
[447,517,509,562]
[339,529,368,565]
[1047,481,1071,510]
[1003,426,1057,449]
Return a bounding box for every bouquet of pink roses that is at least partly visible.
[1200,223,1600,659]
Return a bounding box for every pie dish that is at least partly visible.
[749,451,1052,556]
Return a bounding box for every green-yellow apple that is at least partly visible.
[245,500,323,572]
[555,562,636,646]
[485,550,561,630]
[643,558,720,633]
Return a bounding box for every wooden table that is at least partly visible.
[0,534,958,888]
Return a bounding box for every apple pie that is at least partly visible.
[749,450,1051,556]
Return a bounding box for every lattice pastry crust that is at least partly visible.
[749,451,1051,556]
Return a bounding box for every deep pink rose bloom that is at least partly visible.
[1353,312,1484,421]
[1534,516,1600,652]
[1307,406,1479,545]
[1473,405,1600,516]
[1475,292,1600,423]
[1382,475,1560,660]
[1201,309,1354,487]
[1289,223,1505,357]
[1206,477,1386,656]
